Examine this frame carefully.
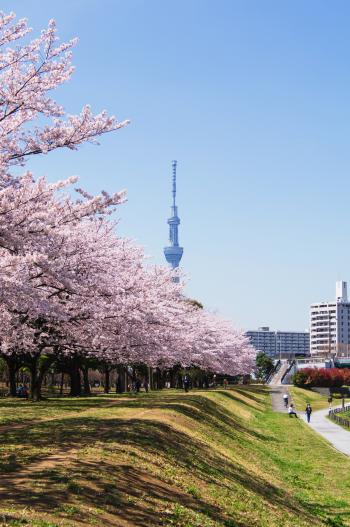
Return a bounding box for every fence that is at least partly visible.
[265,360,281,384]
[281,360,295,384]
[329,405,350,428]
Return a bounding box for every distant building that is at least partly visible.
[310,281,350,356]
[246,327,276,357]
[246,327,310,359]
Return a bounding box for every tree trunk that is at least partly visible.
[5,357,18,397]
[104,367,110,394]
[155,368,163,390]
[60,372,64,396]
[25,353,55,401]
[28,357,42,401]
[30,373,43,401]
[82,366,91,395]
[116,365,125,393]
[169,368,175,388]
[149,367,154,390]
[69,360,82,396]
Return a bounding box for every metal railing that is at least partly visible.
[329,405,350,428]
[266,360,281,384]
[281,360,295,384]
[296,357,330,365]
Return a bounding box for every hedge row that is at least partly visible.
[292,367,350,388]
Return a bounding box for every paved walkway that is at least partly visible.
[270,387,350,457]
[307,406,350,457]
[270,385,290,411]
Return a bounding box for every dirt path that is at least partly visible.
[0,401,208,527]
[0,402,155,495]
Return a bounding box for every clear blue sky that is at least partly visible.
[5,0,350,331]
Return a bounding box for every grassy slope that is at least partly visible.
[0,387,349,527]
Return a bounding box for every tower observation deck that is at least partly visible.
[164,160,183,272]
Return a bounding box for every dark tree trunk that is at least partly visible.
[147,366,151,391]
[82,366,91,395]
[28,357,42,401]
[30,372,43,401]
[155,368,163,390]
[116,365,125,393]
[104,367,110,394]
[149,367,154,390]
[4,357,18,397]
[25,353,55,401]
[60,372,64,396]
[169,368,175,389]
[69,360,82,396]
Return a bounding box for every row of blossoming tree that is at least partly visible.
[0,12,256,400]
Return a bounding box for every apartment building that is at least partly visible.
[310,281,350,356]
[246,327,310,358]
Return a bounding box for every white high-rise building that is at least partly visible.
[310,281,350,356]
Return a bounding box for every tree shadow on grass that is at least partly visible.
[230,387,267,405]
[93,389,272,443]
[0,387,348,526]
[0,416,340,527]
[140,396,271,443]
[213,389,265,411]
[29,462,229,527]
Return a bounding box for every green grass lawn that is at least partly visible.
[290,386,350,412]
[0,386,349,527]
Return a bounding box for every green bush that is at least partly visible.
[292,370,309,387]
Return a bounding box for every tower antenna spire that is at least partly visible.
[172,160,177,208]
[164,160,184,278]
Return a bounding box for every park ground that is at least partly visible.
[0,386,349,527]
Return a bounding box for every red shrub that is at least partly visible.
[294,367,347,387]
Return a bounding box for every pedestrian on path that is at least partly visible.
[183,374,191,393]
[283,393,289,408]
[288,404,298,418]
[305,403,312,423]
[328,395,333,409]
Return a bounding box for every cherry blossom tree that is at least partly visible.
[0,174,255,398]
[0,11,128,181]
[0,11,256,399]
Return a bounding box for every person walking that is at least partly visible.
[305,403,312,423]
[143,379,149,393]
[283,393,289,408]
[288,404,298,418]
[135,378,142,393]
[183,374,190,393]
[223,378,228,389]
[328,394,333,410]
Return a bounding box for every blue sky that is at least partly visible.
[4,1,350,331]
